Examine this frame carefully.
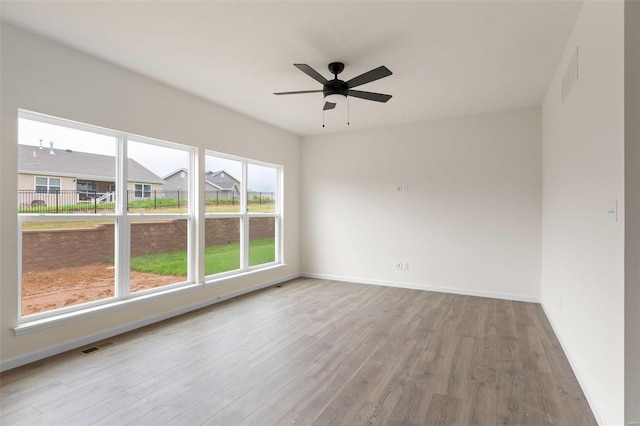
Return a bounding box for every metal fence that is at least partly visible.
[18,190,115,214]
[18,190,274,213]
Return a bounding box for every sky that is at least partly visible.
[19,117,276,192]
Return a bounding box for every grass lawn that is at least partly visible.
[130,237,275,276]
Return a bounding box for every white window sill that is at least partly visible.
[204,262,284,286]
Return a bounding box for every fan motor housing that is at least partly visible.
[323,79,349,98]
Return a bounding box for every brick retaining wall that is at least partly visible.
[22,217,275,271]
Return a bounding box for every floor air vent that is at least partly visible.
[80,341,115,355]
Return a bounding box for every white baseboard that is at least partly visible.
[0,273,300,372]
[540,303,605,426]
[301,272,540,303]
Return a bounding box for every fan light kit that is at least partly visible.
[274,62,393,127]
[325,93,347,104]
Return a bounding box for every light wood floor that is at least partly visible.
[1,278,596,425]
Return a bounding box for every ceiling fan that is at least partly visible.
[274,62,393,111]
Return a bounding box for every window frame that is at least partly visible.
[34,176,61,194]
[204,150,283,281]
[17,110,196,322]
[16,110,284,328]
[133,183,152,199]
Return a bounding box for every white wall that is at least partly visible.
[625,1,640,423]
[301,108,542,301]
[0,24,301,367]
[540,2,625,424]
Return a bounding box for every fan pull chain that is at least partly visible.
[347,97,350,126]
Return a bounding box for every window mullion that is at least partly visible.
[241,160,249,270]
[277,166,283,263]
[116,134,130,299]
[191,146,203,284]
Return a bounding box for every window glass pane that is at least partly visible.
[21,220,115,316]
[18,118,117,214]
[128,140,189,214]
[204,155,242,213]
[249,217,275,266]
[205,218,240,276]
[247,163,277,213]
[130,219,188,292]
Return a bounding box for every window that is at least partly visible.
[127,138,192,292]
[18,111,194,319]
[205,151,281,278]
[77,181,97,201]
[19,114,118,316]
[35,176,61,194]
[134,183,151,199]
[17,110,282,323]
[247,163,278,266]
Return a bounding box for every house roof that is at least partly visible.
[18,144,164,184]
[162,168,240,191]
[205,170,239,191]
[163,168,187,180]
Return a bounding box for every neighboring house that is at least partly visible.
[163,168,240,200]
[162,168,189,200]
[205,170,240,199]
[18,144,164,206]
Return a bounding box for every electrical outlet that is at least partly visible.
[394,262,409,270]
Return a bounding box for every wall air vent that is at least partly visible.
[562,46,579,103]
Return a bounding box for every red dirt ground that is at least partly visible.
[21,263,187,316]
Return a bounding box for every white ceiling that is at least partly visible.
[1,1,583,136]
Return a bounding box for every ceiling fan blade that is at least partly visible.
[348,90,392,103]
[274,90,323,95]
[323,101,336,111]
[294,64,328,85]
[346,66,392,89]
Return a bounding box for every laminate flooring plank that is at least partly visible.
[372,300,454,424]
[27,378,140,423]
[310,294,424,425]
[0,404,54,426]
[110,335,321,425]
[204,340,332,425]
[236,376,320,426]
[496,299,520,339]
[466,323,499,424]
[436,335,476,400]
[121,314,316,399]
[274,332,379,425]
[52,392,139,425]
[0,379,69,417]
[423,393,466,426]
[369,348,432,425]
[339,338,421,426]
[162,395,235,426]
[0,278,596,426]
